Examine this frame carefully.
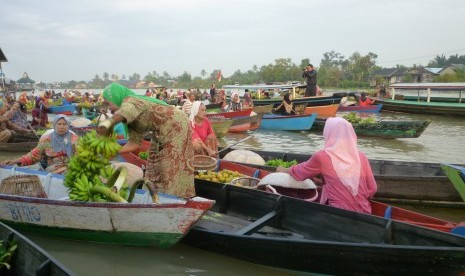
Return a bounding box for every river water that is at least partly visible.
[2,90,465,275]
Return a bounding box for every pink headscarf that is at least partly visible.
[323,117,361,196]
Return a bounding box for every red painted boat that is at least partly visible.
[206,109,252,119]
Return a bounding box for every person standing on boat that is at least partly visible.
[209,84,217,103]
[97,83,195,200]
[276,117,377,214]
[0,115,78,174]
[302,64,317,97]
[182,92,196,116]
[189,101,218,157]
[274,93,296,115]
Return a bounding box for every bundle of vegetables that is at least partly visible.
[0,239,16,270]
[64,130,136,203]
[343,112,376,124]
[36,129,47,136]
[138,151,148,160]
[265,159,298,168]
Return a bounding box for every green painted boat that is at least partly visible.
[311,119,431,138]
[0,221,74,275]
[375,99,465,116]
[441,164,465,203]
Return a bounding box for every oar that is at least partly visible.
[218,136,252,154]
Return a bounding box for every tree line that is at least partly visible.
[55,52,465,89]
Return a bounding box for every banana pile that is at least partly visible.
[65,130,135,203]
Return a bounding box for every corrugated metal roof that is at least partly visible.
[424,68,442,74]
[0,48,7,62]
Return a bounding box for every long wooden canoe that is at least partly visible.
[252,94,343,107]
[196,160,463,234]
[217,148,465,208]
[0,166,214,248]
[251,104,273,114]
[311,119,431,138]
[47,104,76,115]
[303,104,339,119]
[207,109,252,119]
[338,104,383,113]
[375,99,465,116]
[260,113,317,131]
[185,177,465,275]
[0,221,74,275]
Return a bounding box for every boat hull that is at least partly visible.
[0,167,214,248]
[303,104,339,118]
[47,104,76,115]
[338,104,383,113]
[252,95,342,107]
[260,113,317,131]
[376,99,465,116]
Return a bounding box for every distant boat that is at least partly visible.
[47,104,76,115]
[260,113,317,131]
[338,104,383,113]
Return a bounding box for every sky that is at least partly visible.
[1,0,465,83]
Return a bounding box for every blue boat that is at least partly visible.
[260,113,317,131]
[47,104,76,115]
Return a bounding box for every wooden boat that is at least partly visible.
[228,113,263,133]
[196,160,464,234]
[252,94,342,107]
[0,166,214,248]
[338,103,383,113]
[0,141,37,152]
[0,221,74,276]
[375,99,465,116]
[311,119,431,138]
[47,104,76,115]
[217,148,465,208]
[403,96,463,103]
[185,176,465,275]
[260,113,317,131]
[441,164,465,203]
[303,104,339,118]
[207,109,252,119]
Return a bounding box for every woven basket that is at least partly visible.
[209,116,233,138]
[230,177,260,188]
[193,155,217,172]
[0,175,47,198]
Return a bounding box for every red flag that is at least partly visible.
[217,70,222,82]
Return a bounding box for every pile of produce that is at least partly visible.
[64,130,136,203]
[36,129,47,136]
[265,159,298,168]
[343,112,376,124]
[0,239,16,270]
[195,169,245,184]
[138,151,148,160]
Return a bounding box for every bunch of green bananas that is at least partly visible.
[65,130,134,203]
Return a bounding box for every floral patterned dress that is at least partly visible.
[117,97,195,198]
[20,132,79,172]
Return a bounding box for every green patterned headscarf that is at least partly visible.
[102,83,168,107]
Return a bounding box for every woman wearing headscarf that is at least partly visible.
[31,96,49,129]
[0,115,78,174]
[181,92,196,116]
[97,83,195,199]
[243,89,253,108]
[189,101,218,157]
[0,100,34,143]
[276,117,377,214]
[274,93,296,115]
[229,92,243,111]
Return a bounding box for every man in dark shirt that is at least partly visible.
[302,64,317,97]
[209,84,217,103]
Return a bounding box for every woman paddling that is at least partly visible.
[97,83,195,200]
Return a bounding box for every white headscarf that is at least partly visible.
[189,101,203,127]
[231,92,240,103]
[323,117,361,196]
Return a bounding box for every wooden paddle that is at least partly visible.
[218,136,252,154]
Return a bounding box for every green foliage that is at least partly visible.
[265,159,298,168]
[0,239,17,270]
[343,112,376,124]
